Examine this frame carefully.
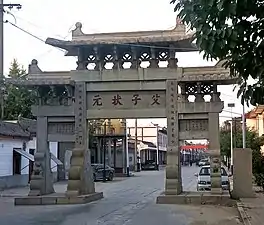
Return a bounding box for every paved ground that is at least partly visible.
[0,166,241,225]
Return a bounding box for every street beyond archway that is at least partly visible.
[0,167,240,225]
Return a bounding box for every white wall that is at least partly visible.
[0,139,25,176]
[0,137,58,177]
[49,142,58,173]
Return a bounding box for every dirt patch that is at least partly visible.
[174,205,242,225]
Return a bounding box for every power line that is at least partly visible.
[6,20,66,53]
[9,12,75,40]
[7,20,46,43]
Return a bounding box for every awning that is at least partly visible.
[50,153,63,166]
[13,149,63,166]
[13,148,34,162]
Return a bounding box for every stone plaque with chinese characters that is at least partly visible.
[87,91,166,110]
[48,122,75,135]
[179,119,208,132]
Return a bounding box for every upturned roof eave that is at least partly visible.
[45,35,198,56]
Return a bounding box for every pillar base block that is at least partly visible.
[156,191,235,206]
[66,148,95,196]
[14,192,103,206]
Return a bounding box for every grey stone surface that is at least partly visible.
[29,116,55,196]
[0,167,201,225]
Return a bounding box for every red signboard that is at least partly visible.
[180,145,208,150]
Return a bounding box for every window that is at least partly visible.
[199,167,210,176]
[199,167,227,176]
[13,148,22,175]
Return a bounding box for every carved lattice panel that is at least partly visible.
[48,122,75,135]
[87,55,96,63]
[201,83,213,94]
[179,119,208,132]
[122,53,132,62]
[185,83,198,94]
[104,54,114,62]
[140,52,150,61]
[158,51,169,61]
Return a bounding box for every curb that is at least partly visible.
[0,194,26,197]
[237,202,251,225]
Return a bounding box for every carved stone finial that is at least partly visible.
[28,59,42,74]
[72,22,84,37]
[174,16,185,32]
[31,59,38,65]
[176,16,183,25]
[75,22,82,29]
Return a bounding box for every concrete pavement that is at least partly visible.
[0,166,241,225]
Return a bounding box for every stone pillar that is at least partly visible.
[29,116,55,196]
[107,138,112,166]
[232,148,255,198]
[122,137,127,174]
[165,80,182,195]
[113,139,117,169]
[66,81,95,196]
[97,138,101,163]
[208,112,222,194]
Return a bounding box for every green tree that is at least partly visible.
[171,0,264,105]
[3,59,34,120]
[220,125,264,188]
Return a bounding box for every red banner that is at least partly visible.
[180,145,208,150]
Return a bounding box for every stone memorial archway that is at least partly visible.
[9,21,237,205]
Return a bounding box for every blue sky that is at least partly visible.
[4,0,249,128]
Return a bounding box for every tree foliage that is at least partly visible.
[220,126,263,157]
[171,0,264,106]
[3,59,35,120]
[220,125,264,188]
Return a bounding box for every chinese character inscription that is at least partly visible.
[88,91,165,109]
[92,94,102,106]
[112,94,123,105]
[132,94,141,105]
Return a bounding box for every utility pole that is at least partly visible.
[242,101,246,148]
[228,103,235,174]
[151,122,160,171]
[0,1,22,120]
[134,119,138,172]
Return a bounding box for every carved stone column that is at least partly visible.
[29,116,55,196]
[167,45,178,68]
[66,82,95,196]
[165,80,182,195]
[76,48,88,70]
[149,48,159,68]
[208,112,222,194]
[179,83,188,102]
[195,82,205,102]
[131,46,140,69]
[94,46,102,71]
[210,82,221,102]
[112,46,120,70]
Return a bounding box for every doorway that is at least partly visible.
[28,149,35,183]
[13,149,22,175]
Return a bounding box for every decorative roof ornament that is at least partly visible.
[72,22,84,37]
[28,59,42,74]
[174,16,185,32]
[176,16,183,25]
